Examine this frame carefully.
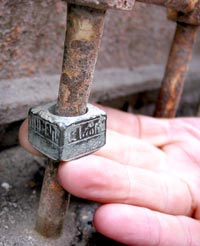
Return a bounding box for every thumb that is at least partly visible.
[18,119,43,156]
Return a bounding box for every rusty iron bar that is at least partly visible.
[56,4,106,116]
[137,0,198,13]
[35,4,106,238]
[35,160,67,237]
[154,22,198,118]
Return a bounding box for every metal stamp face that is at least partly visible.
[28,103,106,161]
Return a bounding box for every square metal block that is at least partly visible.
[28,102,106,161]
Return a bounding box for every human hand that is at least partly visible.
[19,105,200,245]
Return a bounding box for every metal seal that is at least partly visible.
[28,102,107,161]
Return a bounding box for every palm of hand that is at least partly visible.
[58,107,200,245]
[19,106,200,245]
[160,126,200,219]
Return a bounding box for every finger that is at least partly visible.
[94,204,200,246]
[98,104,200,146]
[18,115,166,171]
[58,155,194,216]
[98,104,170,143]
[96,129,166,171]
[18,119,43,156]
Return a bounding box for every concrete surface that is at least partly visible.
[0,147,119,245]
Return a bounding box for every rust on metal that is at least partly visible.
[56,4,106,116]
[137,0,198,13]
[35,160,67,238]
[154,22,198,118]
[67,0,135,10]
[168,1,200,25]
[35,3,106,238]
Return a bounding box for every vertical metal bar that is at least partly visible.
[56,4,106,116]
[35,4,106,238]
[154,22,198,118]
[35,160,67,238]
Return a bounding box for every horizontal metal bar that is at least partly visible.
[137,0,198,13]
[67,0,135,10]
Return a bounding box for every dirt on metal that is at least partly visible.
[154,22,198,118]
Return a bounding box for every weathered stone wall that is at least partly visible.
[2,0,200,80]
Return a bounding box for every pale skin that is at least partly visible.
[19,105,200,245]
